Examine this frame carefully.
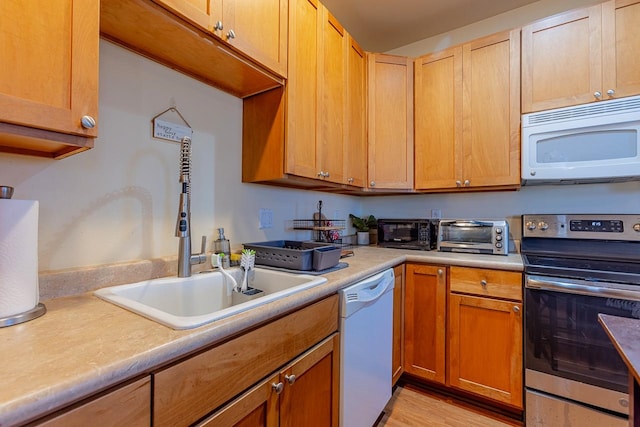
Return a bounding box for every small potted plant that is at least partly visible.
[350,214,377,245]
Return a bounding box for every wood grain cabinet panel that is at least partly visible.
[522,0,640,112]
[36,377,151,427]
[367,54,414,190]
[392,264,405,386]
[198,334,339,427]
[0,0,99,158]
[156,0,288,77]
[414,29,520,191]
[403,264,447,384]
[242,0,366,190]
[448,267,523,409]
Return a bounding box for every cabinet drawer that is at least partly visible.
[153,294,339,427]
[450,267,522,301]
[37,377,150,427]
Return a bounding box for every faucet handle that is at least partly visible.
[200,235,207,254]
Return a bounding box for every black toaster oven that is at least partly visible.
[377,219,439,250]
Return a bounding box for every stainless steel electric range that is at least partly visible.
[521,214,640,426]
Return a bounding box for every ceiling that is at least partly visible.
[321,0,539,52]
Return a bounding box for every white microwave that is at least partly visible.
[521,95,640,184]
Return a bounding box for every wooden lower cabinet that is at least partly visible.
[448,267,523,409]
[153,295,339,427]
[198,334,339,427]
[35,377,150,427]
[392,264,405,385]
[402,264,523,411]
[403,264,447,384]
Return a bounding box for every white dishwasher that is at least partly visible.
[339,268,395,427]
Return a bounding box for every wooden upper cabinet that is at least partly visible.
[404,264,447,384]
[602,0,640,100]
[344,35,367,188]
[211,0,288,77]
[157,0,288,77]
[462,30,520,188]
[317,8,347,185]
[0,0,99,158]
[285,0,321,180]
[414,47,463,190]
[522,0,640,112]
[367,54,414,190]
[415,29,520,191]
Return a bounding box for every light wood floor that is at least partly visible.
[378,385,522,427]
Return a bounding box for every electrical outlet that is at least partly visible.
[259,208,273,229]
[431,209,442,219]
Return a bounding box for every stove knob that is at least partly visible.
[525,221,537,231]
[538,221,549,231]
[634,223,640,232]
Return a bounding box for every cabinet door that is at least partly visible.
[448,294,523,409]
[37,377,150,427]
[367,53,414,190]
[392,264,405,385]
[414,47,462,190]
[462,29,520,188]
[197,373,280,427]
[218,0,288,77]
[344,35,367,188]
[286,0,321,179]
[317,8,347,184]
[157,0,214,30]
[602,0,640,99]
[522,5,603,112]
[280,334,339,427]
[0,1,98,149]
[404,264,446,384]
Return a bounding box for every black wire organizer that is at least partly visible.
[292,200,346,245]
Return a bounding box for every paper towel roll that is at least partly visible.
[0,199,39,318]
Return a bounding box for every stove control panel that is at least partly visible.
[523,214,640,241]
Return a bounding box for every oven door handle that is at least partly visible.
[526,275,640,301]
[446,220,493,227]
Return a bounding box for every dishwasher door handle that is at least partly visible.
[354,275,394,303]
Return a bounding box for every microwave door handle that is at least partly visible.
[449,220,493,227]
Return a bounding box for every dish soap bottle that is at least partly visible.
[214,228,231,268]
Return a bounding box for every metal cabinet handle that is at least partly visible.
[214,21,223,31]
[464,179,470,186]
[227,29,236,40]
[480,279,487,287]
[80,115,96,129]
[437,269,443,276]
[513,306,520,313]
[324,172,330,178]
[455,180,462,187]
[594,91,602,99]
[272,382,284,394]
[348,177,354,184]
[370,181,376,187]
[317,171,324,178]
[607,89,615,96]
[285,374,296,385]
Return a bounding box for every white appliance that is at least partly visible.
[339,268,394,427]
[521,95,640,184]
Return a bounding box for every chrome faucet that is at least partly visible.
[175,136,207,277]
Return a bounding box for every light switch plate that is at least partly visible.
[259,208,273,229]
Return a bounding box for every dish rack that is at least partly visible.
[293,219,346,244]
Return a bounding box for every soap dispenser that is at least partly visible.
[214,228,231,268]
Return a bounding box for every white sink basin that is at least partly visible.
[94,268,327,329]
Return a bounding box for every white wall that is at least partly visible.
[0,41,361,272]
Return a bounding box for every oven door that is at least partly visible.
[524,275,638,417]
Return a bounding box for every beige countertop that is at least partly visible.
[0,247,522,426]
